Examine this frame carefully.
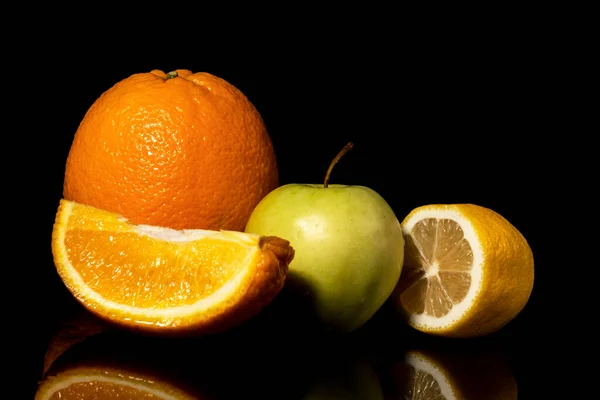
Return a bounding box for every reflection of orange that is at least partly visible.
[37,313,215,399]
[52,199,293,335]
[35,365,202,400]
[64,69,278,231]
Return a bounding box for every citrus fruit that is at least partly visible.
[35,365,201,400]
[391,203,534,338]
[51,199,294,335]
[63,69,278,231]
[389,349,518,399]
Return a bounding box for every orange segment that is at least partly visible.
[65,224,255,308]
[51,199,294,335]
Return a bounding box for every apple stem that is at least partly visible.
[324,142,354,188]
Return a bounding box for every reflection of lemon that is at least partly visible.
[35,365,199,400]
[392,349,518,400]
[392,204,534,338]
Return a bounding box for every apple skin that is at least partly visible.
[245,183,404,332]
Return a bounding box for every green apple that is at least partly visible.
[245,143,404,332]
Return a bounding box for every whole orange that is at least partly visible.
[63,69,279,231]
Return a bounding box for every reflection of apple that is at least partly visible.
[302,358,384,400]
[245,143,404,332]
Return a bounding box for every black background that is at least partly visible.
[15,13,580,398]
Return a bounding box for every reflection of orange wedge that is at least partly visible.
[388,348,518,400]
[35,364,202,400]
[51,199,294,335]
[36,313,309,399]
[42,309,109,377]
[36,313,210,399]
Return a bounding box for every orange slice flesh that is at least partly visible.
[51,199,294,335]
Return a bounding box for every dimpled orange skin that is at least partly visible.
[63,69,279,231]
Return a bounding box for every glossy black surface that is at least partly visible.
[31,284,549,399]
[21,32,570,397]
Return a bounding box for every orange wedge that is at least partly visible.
[51,199,294,335]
